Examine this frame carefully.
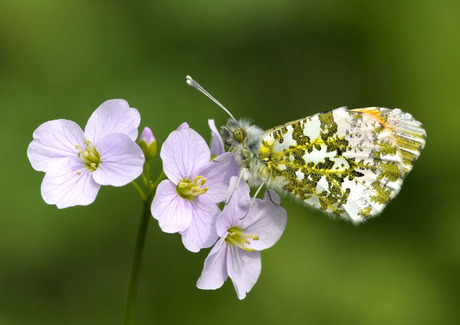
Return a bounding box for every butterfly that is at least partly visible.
[186,76,426,223]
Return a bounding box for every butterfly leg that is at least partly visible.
[240,181,266,220]
[210,152,231,163]
[266,189,282,206]
[226,168,248,205]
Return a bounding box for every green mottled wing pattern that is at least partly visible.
[257,107,426,223]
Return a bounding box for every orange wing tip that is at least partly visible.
[352,107,426,176]
[351,107,393,131]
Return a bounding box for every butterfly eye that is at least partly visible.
[233,128,245,143]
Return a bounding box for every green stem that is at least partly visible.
[123,168,166,325]
[123,199,151,325]
[131,181,146,201]
[151,171,166,190]
[145,161,151,187]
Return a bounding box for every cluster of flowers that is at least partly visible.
[27,99,287,299]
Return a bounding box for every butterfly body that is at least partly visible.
[221,107,426,223]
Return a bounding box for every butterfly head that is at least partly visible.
[221,118,248,151]
[221,118,264,155]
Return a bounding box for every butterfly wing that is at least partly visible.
[258,107,426,223]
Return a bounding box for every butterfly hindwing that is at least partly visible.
[257,107,426,223]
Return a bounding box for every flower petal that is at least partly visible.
[140,127,155,144]
[243,190,287,251]
[196,238,228,290]
[216,176,251,236]
[27,119,85,172]
[208,119,225,157]
[227,175,251,208]
[179,197,220,252]
[41,157,101,208]
[227,246,261,300]
[151,180,193,233]
[200,153,240,203]
[84,99,140,144]
[160,127,210,183]
[91,133,144,186]
[177,122,189,131]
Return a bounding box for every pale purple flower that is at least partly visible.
[151,123,239,252]
[27,99,145,209]
[139,126,157,159]
[140,127,155,144]
[208,119,224,157]
[197,176,287,300]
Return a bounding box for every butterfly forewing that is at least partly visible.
[258,107,426,223]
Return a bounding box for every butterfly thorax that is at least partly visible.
[221,118,267,184]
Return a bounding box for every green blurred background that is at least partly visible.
[1,0,459,324]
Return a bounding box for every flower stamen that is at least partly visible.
[75,138,100,171]
[176,176,208,201]
[225,226,259,252]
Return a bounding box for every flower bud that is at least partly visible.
[139,127,157,159]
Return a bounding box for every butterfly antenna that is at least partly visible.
[186,75,237,122]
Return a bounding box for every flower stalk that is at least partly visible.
[123,197,151,325]
[123,161,165,324]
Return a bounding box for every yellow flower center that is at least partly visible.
[225,226,259,252]
[75,138,100,171]
[176,176,208,201]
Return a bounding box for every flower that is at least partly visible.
[208,119,225,157]
[151,123,239,252]
[139,127,157,159]
[27,99,145,209]
[196,176,287,300]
